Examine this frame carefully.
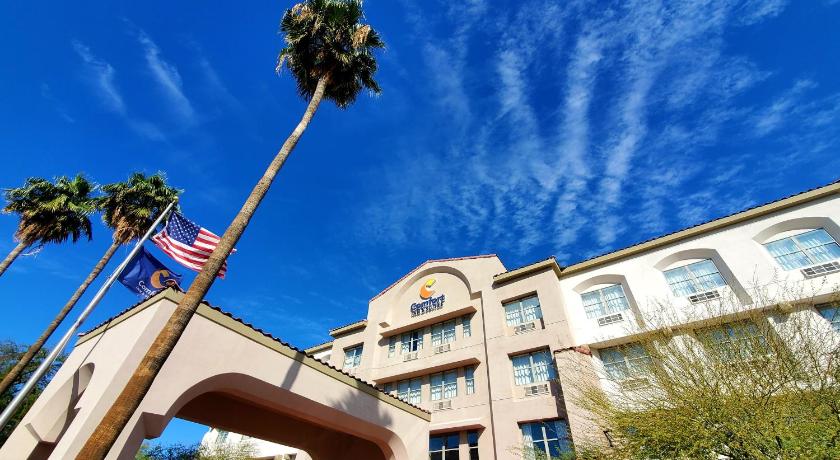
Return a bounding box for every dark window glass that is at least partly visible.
[444,451,459,460]
[467,431,478,447]
[446,433,460,448]
[430,453,442,460]
[547,439,562,457]
[429,435,444,451]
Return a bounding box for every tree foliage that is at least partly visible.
[98,172,182,245]
[561,280,840,459]
[0,341,65,445]
[135,436,259,460]
[2,174,96,247]
[277,0,384,107]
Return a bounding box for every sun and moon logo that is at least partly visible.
[419,278,436,299]
[411,278,446,317]
[149,269,177,289]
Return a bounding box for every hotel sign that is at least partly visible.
[410,278,446,317]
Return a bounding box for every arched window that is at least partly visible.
[663,259,726,299]
[763,228,840,272]
[581,284,629,320]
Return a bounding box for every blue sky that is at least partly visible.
[1,0,840,447]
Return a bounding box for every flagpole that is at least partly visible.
[0,200,177,430]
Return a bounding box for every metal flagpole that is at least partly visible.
[0,200,177,429]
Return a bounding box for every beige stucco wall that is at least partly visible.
[0,290,429,460]
[312,184,840,458]
[5,184,837,460]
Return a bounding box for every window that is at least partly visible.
[663,259,726,297]
[504,295,543,326]
[462,315,472,338]
[764,228,840,270]
[432,320,457,346]
[599,344,652,380]
[520,420,571,459]
[401,330,423,354]
[383,382,394,395]
[467,431,479,460]
[581,284,630,319]
[817,304,840,332]
[397,378,422,405]
[699,321,768,362]
[429,433,460,460]
[343,345,363,369]
[465,365,476,395]
[511,349,556,386]
[388,336,397,358]
[431,370,458,400]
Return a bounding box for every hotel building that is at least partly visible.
[300,181,840,459]
[15,181,836,460]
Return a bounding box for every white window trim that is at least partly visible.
[581,284,630,320]
[764,228,840,270]
[343,345,363,369]
[512,350,556,386]
[504,295,543,327]
[663,259,727,297]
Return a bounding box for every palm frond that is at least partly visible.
[276,0,384,108]
[3,174,97,247]
[98,172,181,244]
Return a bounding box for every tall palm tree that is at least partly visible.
[79,1,383,456]
[0,175,96,278]
[0,173,180,397]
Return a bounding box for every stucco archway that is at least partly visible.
[0,289,429,460]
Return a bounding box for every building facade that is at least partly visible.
[304,181,840,459]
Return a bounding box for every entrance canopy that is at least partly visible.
[2,288,430,460]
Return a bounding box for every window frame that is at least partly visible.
[387,335,397,358]
[462,315,472,338]
[465,365,476,395]
[400,329,423,354]
[763,228,840,271]
[663,259,727,297]
[817,303,840,332]
[430,370,458,401]
[429,432,460,460]
[581,284,631,319]
[511,349,556,386]
[503,295,543,327]
[598,344,652,381]
[698,321,769,362]
[519,420,571,459]
[431,319,457,346]
[342,344,363,369]
[467,430,479,460]
[396,377,422,405]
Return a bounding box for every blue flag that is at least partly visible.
[118,247,182,299]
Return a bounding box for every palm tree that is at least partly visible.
[0,175,96,278]
[79,1,383,456]
[0,173,180,397]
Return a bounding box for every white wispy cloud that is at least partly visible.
[752,79,817,136]
[73,40,166,141]
[359,0,840,265]
[137,30,197,124]
[72,41,126,114]
[40,83,75,123]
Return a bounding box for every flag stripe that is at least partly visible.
[151,212,231,279]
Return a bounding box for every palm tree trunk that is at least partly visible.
[78,76,329,459]
[0,241,28,278]
[0,240,121,397]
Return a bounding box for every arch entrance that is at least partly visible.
[1,289,430,460]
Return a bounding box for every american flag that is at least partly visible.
[152,212,232,278]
